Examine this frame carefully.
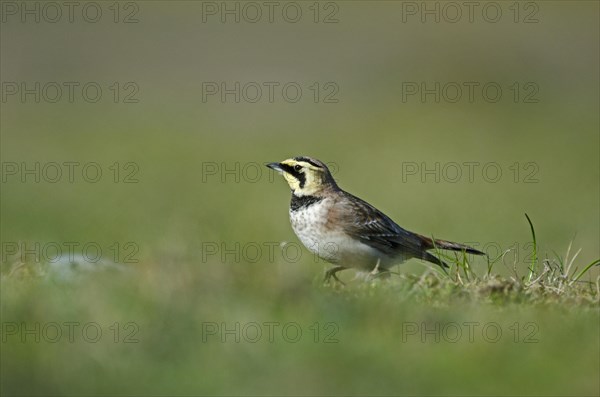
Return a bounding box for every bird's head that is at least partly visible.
[267,156,337,196]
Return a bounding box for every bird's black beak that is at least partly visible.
[266,162,283,172]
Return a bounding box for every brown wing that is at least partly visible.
[328,191,434,260]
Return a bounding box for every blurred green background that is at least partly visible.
[1,1,598,396]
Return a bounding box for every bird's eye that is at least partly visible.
[294,165,302,172]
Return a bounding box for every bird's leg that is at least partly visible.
[369,259,391,280]
[370,259,381,276]
[324,266,346,285]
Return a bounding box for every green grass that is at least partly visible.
[2,216,598,396]
[428,214,600,305]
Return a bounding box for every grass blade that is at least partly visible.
[525,213,538,283]
[571,259,600,283]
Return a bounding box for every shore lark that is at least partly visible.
[267,156,485,283]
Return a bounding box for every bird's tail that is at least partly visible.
[415,235,485,269]
[430,238,485,256]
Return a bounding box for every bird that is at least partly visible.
[266,156,485,283]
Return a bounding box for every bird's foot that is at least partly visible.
[324,266,346,286]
